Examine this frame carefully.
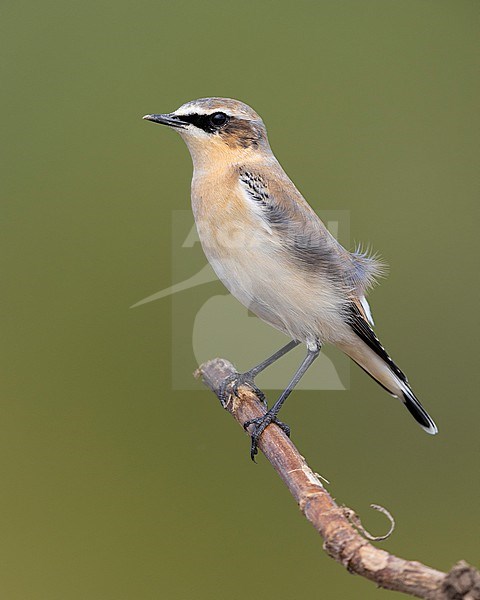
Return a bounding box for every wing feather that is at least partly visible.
[238,166,384,297]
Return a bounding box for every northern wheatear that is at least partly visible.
[143,97,437,460]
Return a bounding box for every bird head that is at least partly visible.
[143,97,271,166]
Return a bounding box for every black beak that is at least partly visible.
[142,113,188,129]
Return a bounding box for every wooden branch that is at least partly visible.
[195,358,480,600]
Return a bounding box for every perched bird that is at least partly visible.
[143,97,438,460]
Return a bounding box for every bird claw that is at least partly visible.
[243,412,291,461]
[219,372,267,408]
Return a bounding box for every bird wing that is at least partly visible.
[238,164,384,303]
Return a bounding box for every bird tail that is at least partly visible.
[400,383,437,434]
[343,340,438,434]
[338,304,438,434]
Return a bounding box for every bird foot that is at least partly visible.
[218,371,267,408]
[243,412,291,461]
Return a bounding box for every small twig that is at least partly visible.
[195,357,480,600]
[343,503,395,542]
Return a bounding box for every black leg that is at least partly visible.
[248,340,300,377]
[244,344,321,461]
[219,340,300,407]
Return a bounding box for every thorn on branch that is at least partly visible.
[343,504,396,542]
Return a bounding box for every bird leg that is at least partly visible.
[218,340,300,408]
[243,345,321,461]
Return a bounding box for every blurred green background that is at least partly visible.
[1,1,478,598]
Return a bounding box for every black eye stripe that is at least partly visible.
[178,112,230,133]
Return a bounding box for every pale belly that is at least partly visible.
[195,214,347,346]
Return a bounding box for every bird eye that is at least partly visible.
[210,112,228,128]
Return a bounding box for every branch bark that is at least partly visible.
[195,358,480,600]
